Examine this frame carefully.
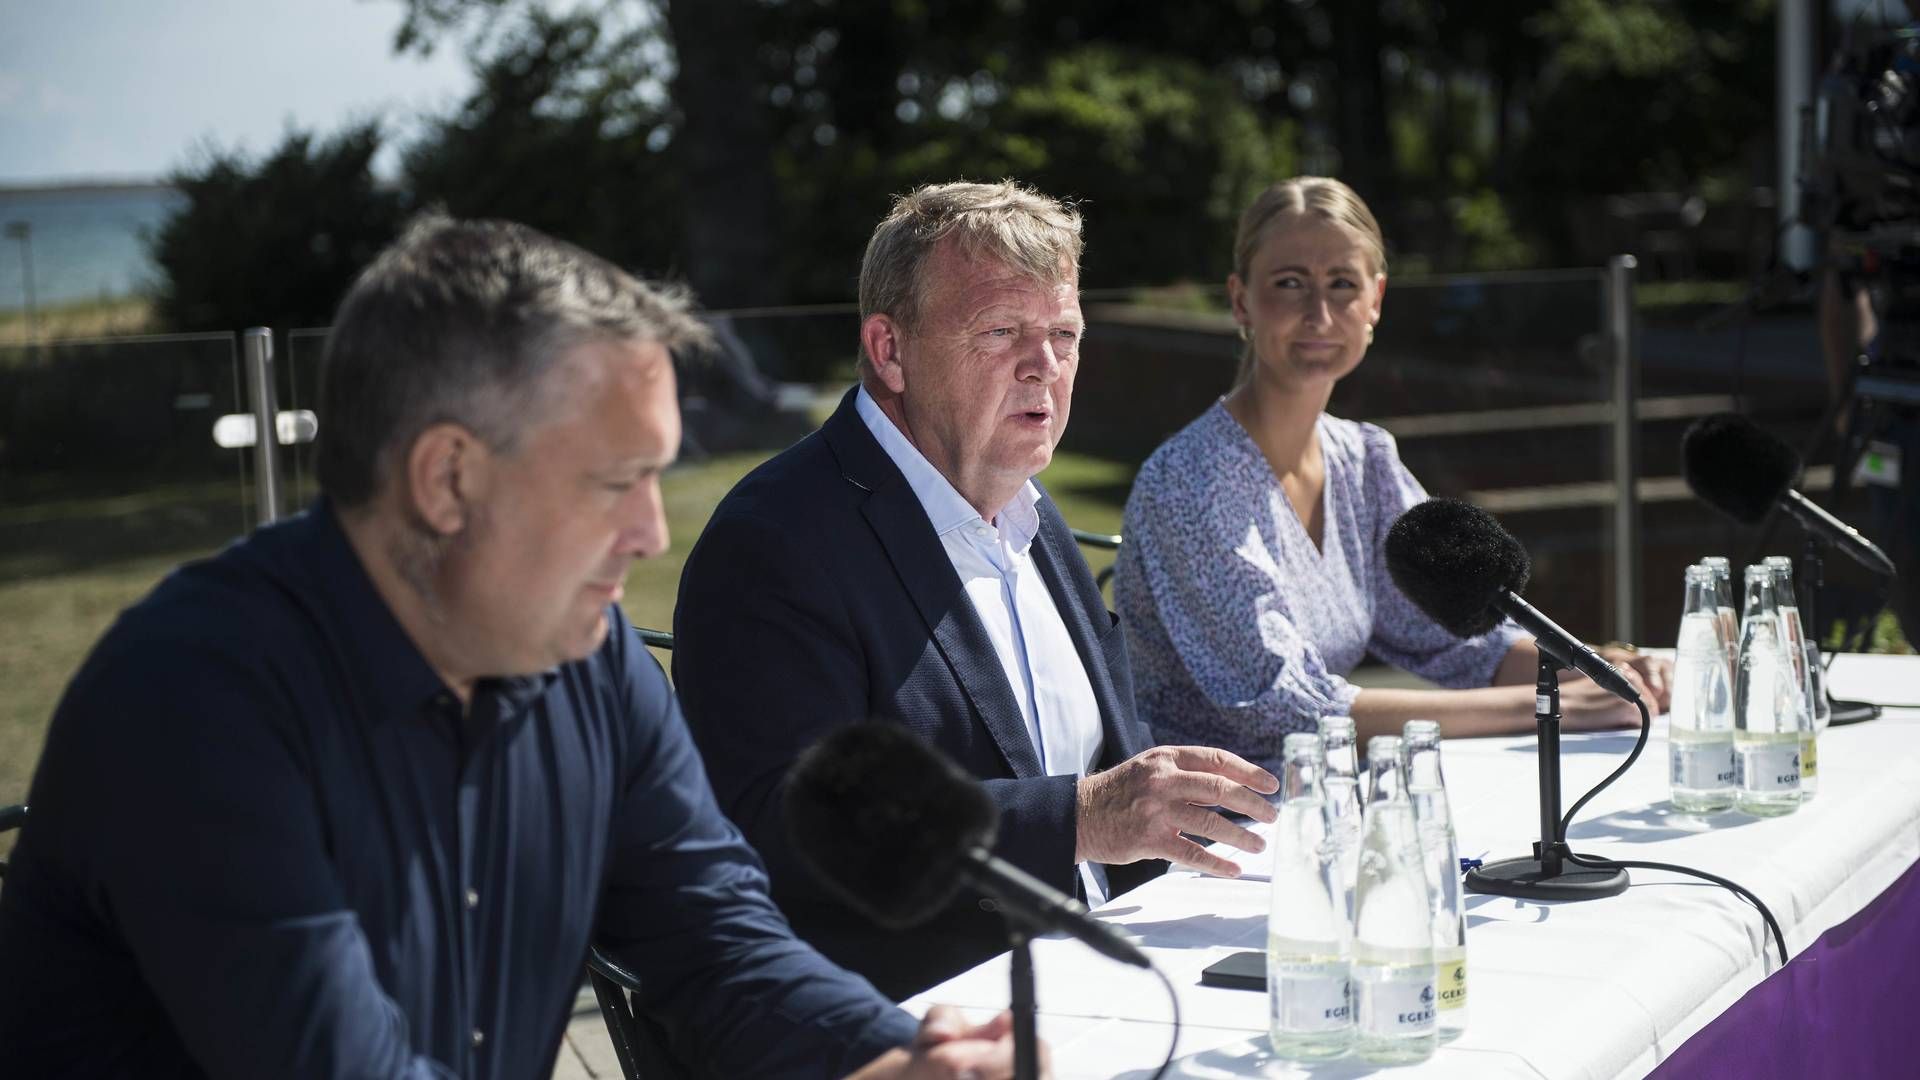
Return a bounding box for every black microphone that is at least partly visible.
[785,722,1149,969]
[1383,498,1641,703]
[1682,411,1897,578]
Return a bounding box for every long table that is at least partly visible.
[905,654,1920,1078]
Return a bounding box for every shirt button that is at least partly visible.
[471,1028,486,1049]
[465,887,479,910]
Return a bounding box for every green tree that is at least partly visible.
[401,9,683,276]
[1507,0,1775,259]
[150,125,405,331]
[995,47,1295,287]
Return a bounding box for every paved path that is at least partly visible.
[550,986,621,1079]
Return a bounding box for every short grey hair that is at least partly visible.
[857,180,1083,372]
[317,214,710,508]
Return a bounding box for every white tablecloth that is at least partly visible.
[905,654,1920,1079]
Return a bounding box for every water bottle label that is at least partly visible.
[1438,960,1467,1012]
[1670,743,1735,790]
[1361,975,1437,1036]
[1735,744,1800,792]
[1272,967,1353,1032]
[1801,736,1819,779]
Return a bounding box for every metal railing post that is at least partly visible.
[242,327,282,526]
[1605,256,1641,643]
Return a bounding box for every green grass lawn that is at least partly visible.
[0,447,1137,854]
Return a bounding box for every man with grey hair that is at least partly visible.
[0,216,1025,1079]
[675,181,1279,998]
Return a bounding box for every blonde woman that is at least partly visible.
[1112,177,1668,769]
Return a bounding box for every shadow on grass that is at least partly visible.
[1,477,249,582]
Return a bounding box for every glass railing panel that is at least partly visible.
[284,328,328,515]
[0,331,244,827]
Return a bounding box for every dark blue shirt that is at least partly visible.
[0,502,916,1078]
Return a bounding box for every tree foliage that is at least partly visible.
[152,0,1784,330]
[151,125,405,331]
[401,9,681,275]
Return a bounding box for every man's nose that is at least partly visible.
[619,478,669,560]
[1017,334,1065,382]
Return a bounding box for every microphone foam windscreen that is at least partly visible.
[1680,412,1801,525]
[784,722,999,930]
[1384,498,1531,638]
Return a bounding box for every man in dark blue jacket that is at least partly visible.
[674,181,1279,999]
[0,216,1015,1079]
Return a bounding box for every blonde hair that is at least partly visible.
[1231,178,1387,386]
[857,180,1083,373]
[1233,176,1387,281]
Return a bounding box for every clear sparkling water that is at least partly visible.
[1352,948,1437,1064]
[1670,612,1734,812]
[1266,938,1353,1060]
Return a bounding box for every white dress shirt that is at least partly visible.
[857,388,1110,903]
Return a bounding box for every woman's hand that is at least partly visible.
[1558,677,1642,731]
[845,1007,1041,1080]
[1597,646,1673,714]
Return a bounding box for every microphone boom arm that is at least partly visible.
[958,847,1149,969]
[1782,488,1898,577]
[1492,591,1641,703]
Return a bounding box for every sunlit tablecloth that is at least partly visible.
[905,653,1920,1079]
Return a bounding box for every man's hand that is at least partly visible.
[1075,746,1279,875]
[845,1007,1039,1080]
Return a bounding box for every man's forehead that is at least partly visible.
[924,240,1079,315]
[526,338,677,442]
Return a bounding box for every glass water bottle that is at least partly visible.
[1267,733,1355,1060]
[1352,736,1438,1064]
[1670,564,1735,812]
[1702,555,1739,671]
[1734,565,1803,816]
[1765,556,1818,799]
[1402,721,1467,1042]
[1318,714,1363,927]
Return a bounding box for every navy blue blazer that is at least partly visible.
[674,388,1162,999]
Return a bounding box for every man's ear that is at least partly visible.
[403,423,489,536]
[860,314,909,395]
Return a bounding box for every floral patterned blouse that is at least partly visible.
[1113,401,1522,771]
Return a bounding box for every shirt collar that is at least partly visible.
[855,386,1042,551]
[260,500,557,724]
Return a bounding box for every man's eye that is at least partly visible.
[1051,328,1079,341]
[604,472,654,493]
[986,327,1017,337]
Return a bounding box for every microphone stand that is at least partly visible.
[1800,535,1883,726]
[1464,657,1630,901]
[991,910,1042,1080]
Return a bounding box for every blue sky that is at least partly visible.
[0,0,478,185]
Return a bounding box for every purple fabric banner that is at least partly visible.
[1649,857,1920,1079]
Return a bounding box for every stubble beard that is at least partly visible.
[387,499,490,628]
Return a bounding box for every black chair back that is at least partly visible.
[591,628,687,1078]
[0,803,26,881]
